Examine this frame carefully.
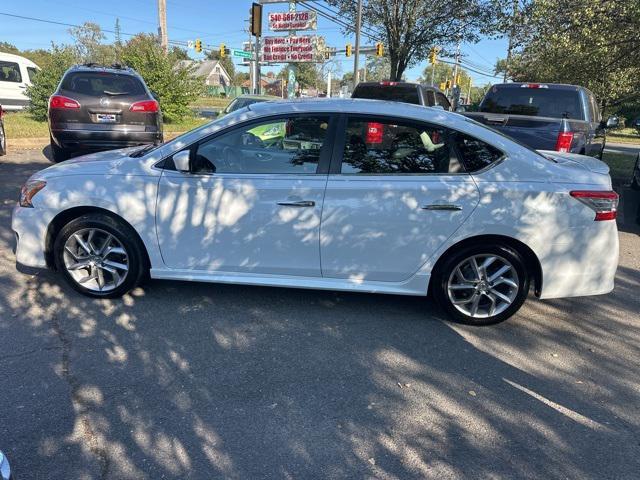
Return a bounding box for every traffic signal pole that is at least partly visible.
[157,0,168,54]
[353,0,363,88]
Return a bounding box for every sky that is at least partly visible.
[0,0,507,85]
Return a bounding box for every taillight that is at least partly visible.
[49,95,80,110]
[129,100,159,113]
[555,132,574,153]
[570,190,619,221]
[366,122,384,144]
[520,83,548,89]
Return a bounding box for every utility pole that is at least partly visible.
[157,0,168,54]
[352,0,363,88]
[327,70,332,98]
[504,0,519,82]
[452,40,461,109]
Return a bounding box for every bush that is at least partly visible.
[24,45,77,121]
[121,34,204,122]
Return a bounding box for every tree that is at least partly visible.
[121,34,203,121]
[68,22,115,65]
[503,0,640,110]
[421,63,472,91]
[25,45,78,121]
[233,72,250,86]
[365,56,390,82]
[278,63,319,89]
[329,0,506,81]
[206,50,235,80]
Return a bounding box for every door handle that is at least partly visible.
[422,204,462,211]
[277,200,316,207]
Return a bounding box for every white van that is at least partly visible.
[0,52,40,111]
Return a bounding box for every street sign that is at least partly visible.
[262,35,326,63]
[268,11,317,31]
[232,49,252,59]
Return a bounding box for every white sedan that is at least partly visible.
[12,99,619,325]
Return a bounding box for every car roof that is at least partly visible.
[66,64,140,76]
[354,81,446,95]
[491,82,583,91]
[236,94,280,100]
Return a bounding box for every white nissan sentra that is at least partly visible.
[12,99,619,325]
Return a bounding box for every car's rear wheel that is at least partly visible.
[0,124,6,156]
[53,213,146,298]
[50,136,70,163]
[432,244,530,326]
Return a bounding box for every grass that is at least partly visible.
[3,111,210,139]
[602,151,636,183]
[608,127,640,145]
[189,96,230,109]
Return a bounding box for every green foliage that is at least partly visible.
[121,34,204,122]
[278,63,320,89]
[25,45,77,121]
[0,41,52,68]
[69,22,115,65]
[365,56,390,82]
[505,1,640,111]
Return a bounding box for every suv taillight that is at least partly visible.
[49,95,81,110]
[129,100,159,113]
[570,190,619,221]
[555,131,574,153]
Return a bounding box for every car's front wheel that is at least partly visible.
[432,244,530,325]
[53,213,146,298]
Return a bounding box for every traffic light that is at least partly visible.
[220,43,226,58]
[445,79,451,89]
[428,47,438,65]
[345,43,352,57]
[375,42,384,57]
[249,2,262,37]
[195,39,202,53]
[439,82,447,91]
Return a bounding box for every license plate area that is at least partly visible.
[96,113,117,123]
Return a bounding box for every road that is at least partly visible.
[1,149,640,479]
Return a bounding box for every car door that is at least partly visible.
[320,115,481,282]
[156,114,335,277]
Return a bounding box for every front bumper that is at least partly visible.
[12,204,54,269]
[51,127,162,150]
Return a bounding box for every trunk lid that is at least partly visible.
[538,150,610,175]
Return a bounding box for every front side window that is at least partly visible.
[0,61,22,83]
[192,116,330,174]
[340,118,463,174]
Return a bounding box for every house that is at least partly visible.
[177,59,232,88]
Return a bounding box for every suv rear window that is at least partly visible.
[352,84,420,105]
[0,61,22,83]
[481,86,583,119]
[61,72,146,96]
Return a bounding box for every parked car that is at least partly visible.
[351,81,452,110]
[464,83,616,158]
[632,153,640,191]
[0,450,12,480]
[219,94,280,116]
[48,63,163,163]
[13,99,619,325]
[0,104,6,156]
[0,52,39,111]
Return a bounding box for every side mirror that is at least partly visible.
[606,116,619,129]
[173,150,190,173]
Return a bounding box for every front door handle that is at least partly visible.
[277,200,316,207]
[422,204,462,211]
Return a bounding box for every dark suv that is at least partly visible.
[48,64,162,162]
[351,81,452,110]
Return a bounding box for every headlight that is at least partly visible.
[19,179,46,207]
[0,451,11,480]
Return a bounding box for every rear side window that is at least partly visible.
[351,85,420,105]
[452,132,505,172]
[435,93,451,110]
[27,67,39,83]
[61,72,146,96]
[0,61,22,83]
[481,86,584,120]
[340,117,463,174]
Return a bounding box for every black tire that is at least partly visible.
[0,124,6,156]
[632,154,640,191]
[432,244,530,326]
[50,136,70,163]
[53,213,147,298]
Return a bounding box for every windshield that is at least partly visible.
[61,72,146,96]
[480,86,583,119]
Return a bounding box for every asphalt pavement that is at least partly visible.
[1,149,640,479]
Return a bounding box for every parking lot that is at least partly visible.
[1,149,640,479]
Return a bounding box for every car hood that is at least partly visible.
[35,146,148,179]
[538,150,610,175]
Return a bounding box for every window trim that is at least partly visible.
[329,114,504,176]
[0,61,22,83]
[163,112,338,176]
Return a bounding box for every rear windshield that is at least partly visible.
[351,85,421,105]
[480,86,583,120]
[61,72,146,96]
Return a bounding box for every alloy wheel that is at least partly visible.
[447,254,519,319]
[62,228,129,292]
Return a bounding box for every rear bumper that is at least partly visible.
[51,128,162,150]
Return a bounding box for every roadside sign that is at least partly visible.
[187,40,194,50]
[262,35,326,63]
[232,49,252,59]
[268,11,317,31]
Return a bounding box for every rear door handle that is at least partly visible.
[422,204,462,211]
[277,200,315,207]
